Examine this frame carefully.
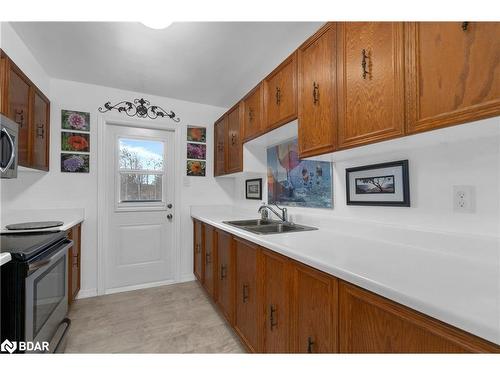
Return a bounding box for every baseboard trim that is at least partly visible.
[75,288,98,300]
[179,273,196,283]
[104,279,177,295]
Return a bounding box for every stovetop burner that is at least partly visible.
[5,221,64,231]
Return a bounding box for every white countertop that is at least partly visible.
[191,205,500,346]
[1,208,85,234]
[0,253,11,266]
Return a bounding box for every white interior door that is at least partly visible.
[104,124,175,293]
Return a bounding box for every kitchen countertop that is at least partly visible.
[191,205,500,346]
[0,253,11,266]
[1,208,85,234]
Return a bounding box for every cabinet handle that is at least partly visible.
[248,108,254,122]
[361,49,370,79]
[195,244,201,254]
[15,109,24,127]
[242,283,249,303]
[217,142,223,152]
[312,82,319,105]
[307,336,315,353]
[231,133,236,146]
[220,264,227,280]
[461,22,469,31]
[36,124,45,138]
[275,87,281,105]
[206,252,211,264]
[269,304,277,331]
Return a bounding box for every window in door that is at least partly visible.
[117,138,166,209]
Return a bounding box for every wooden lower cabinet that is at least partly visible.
[291,262,338,353]
[215,229,234,324]
[234,237,261,352]
[193,220,203,282]
[67,223,82,306]
[202,224,216,299]
[261,249,291,353]
[339,281,499,353]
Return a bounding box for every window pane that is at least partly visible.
[119,138,163,171]
[120,173,162,202]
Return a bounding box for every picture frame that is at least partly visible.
[245,178,262,200]
[61,109,90,132]
[187,126,206,143]
[346,160,410,207]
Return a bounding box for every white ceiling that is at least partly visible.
[10,22,323,108]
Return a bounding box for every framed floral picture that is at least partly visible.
[186,142,206,160]
[61,153,90,173]
[187,160,206,177]
[61,110,90,132]
[187,126,206,143]
[61,132,90,152]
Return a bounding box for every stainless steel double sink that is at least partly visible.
[223,219,318,235]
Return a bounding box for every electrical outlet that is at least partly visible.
[453,185,475,213]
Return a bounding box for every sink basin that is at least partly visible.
[223,219,318,235]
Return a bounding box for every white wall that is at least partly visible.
[233,117,500,237]
[1,78,234,297]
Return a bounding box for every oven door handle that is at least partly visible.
[0,127,16,173]
[28,239,73,274]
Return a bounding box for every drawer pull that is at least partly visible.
[461,22,469,31]
[361,49,370,79]
[206,252,211,264]
[312,81,319,105]
[307,336,314,353]
[275,87,281,105]
[242,283,249,303]
[269,304,277,330]
[220,264,227,280]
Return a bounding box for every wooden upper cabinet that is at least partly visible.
[298,23,337,158]
[406,22,500,133]
[213,116,226,176]
[261,249,291,353]
[31,89,50,171]
[234,238,261,352]
[225,103,243,174]
[264,52,297,130]
[193,220,203,282]
[203,224,216,298]
[339,281,499,353]
[243,83,264,141]
[291,262,338,353]
[215,230,235,324]
[337,22,405,149]
[7,63,31,166]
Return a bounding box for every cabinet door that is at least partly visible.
[203,224,215,298]
[264,52,297,130]
[0,51,7,115]
[31,89,50,171]
[243,84,264,141]
[215,230,234,324]
[298,23,337,158]
[292,262,338,353]
[339,281,498,353]
[193,220,203,282]
[213,116,226,176]
[7,63,31,166]
[406,22,500,133]
[234,237,260,352]
[225,103,243,174]
[262,249,291,353]
[67,224,81,305]
[337,22,405,149]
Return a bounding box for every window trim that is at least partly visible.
[115,136,167,212]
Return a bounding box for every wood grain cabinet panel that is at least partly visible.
[298,23,337,158]
[406,22,500,133]
[261,249,291,353]
[215,229,235,324]
[67,223,82,306]
[213,116,226,176]
[339,281,499,353]
[193,220,203,282]
[0,51,7,115]
[337,22,405,149]
[243,83,264,141]
[234,237,261,352]
[31,89,50,171]
[203,224,216,299]
[264,52,297,130]
[291,262,338,353]
[225,103,243,174]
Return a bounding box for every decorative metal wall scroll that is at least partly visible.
[98,98,180,122]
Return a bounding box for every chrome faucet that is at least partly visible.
[258,203,288,223]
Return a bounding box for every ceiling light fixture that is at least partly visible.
[141,21,173,30]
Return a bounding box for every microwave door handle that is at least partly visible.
[0,128,15,173]
[28,240,73,274]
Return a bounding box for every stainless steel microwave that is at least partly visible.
[1,114,19,179]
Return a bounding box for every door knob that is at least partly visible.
[167,214,173,220]
[167,203,173,209]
